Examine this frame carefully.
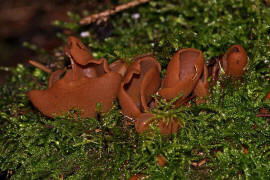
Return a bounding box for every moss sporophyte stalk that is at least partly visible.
[1,0,270,179]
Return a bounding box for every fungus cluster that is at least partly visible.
[28,36,126,118]
[28,36,248,135]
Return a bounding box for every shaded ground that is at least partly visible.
[0,0,108,84]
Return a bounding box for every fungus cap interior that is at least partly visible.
[124,59,158,111]
[179,51,200,81]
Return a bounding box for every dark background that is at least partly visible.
[0,0,111,84]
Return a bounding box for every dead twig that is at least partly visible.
[80,0,149,25]
[29,60,52,73]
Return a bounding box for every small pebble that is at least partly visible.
[132,13,140,20]
[80,31,90,37]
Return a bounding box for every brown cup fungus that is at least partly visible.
[64,36,128,78]
[208,45,248,84]
[118,55,161,119]
[135,48,208,135]
[28,35,248,136]
[28,36,122,118]
[221,45,248,78]
[158,48,206,106]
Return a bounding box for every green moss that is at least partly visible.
[1,0,270,179]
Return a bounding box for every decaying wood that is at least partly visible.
[80,0,149,25]
[29,60,52,73]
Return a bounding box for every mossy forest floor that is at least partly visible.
[1,0,270,179]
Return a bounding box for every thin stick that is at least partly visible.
[80,0,149,25]
[29,60,52,73]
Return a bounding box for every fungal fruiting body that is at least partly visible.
[158,48,206,106]
[118,55,161,119]
[222,45,248,78]
[27,38,248,136]
[28,58,122,118]
[28,37,123,118]
[207,45,248,84]
[135,48,208,135]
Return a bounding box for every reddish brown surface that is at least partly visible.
[157,154,167,167]
[133,48,211,135]
[28,37,122,118]
[207,45,247,84]
[135,113,155,133]
[158,48,205,106]
[65,36,95,66]
[222,45,248,78]
[135,113,180,135]
[48,69,66,88]
[129,174,144,180]
[28,67,121,118]
[118,55,161,119]
[109,60,128,77]
[159,119,180,135]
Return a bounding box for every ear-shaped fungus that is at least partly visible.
[135,48,207,135]
[64,36,128,78]
[222,45,248,77]
[158,48,205,106]
[28,59,122,118]
[64,36,94,65]
[28,36,122,118]
[118,55,161,119]
[64,36,99,80]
